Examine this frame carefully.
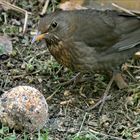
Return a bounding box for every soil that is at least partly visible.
[0,0,140,140]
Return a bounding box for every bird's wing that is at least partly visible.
[73,10,139,52]
[103,29,140,55]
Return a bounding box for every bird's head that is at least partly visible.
[32,10,77,46]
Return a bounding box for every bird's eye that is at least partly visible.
[51,22,57,28]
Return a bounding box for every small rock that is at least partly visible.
[0,35,13,60]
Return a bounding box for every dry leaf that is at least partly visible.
[59,0,140,11]
[59,0,85,10]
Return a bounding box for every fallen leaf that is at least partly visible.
[59,0,85,10]
[59,0,140,11]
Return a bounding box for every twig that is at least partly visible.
[0,0,31,33]
[12,75,26,80]
[46,86,61,100]
[132,10,140,15]
[89,129,125,140]
[78,113,88,133]
[59,72,81,87]
[108,115,116,133]
[41,0,50,15]
[0,0,31,14]
[112,3,136,16]
[125,64,140,69]
[60,98,74,105]
[2,12,7,24]
[56,66,63,75]
[23,11,28,33]
[126,70,136,81]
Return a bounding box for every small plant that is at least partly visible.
[0,125,16,140]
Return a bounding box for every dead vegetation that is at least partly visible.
[0,0,140,139]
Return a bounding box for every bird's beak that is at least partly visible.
[31,32,48,43]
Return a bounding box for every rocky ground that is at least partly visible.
[0,0,140,140]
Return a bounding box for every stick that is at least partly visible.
[89,129,125,140]
[23,11,28,33]
[78,113,88,133]
[112,3,136,16]
[41,0,50,15]
[0,0,31,14]
[0,0,31,33]
[46,86,61,100]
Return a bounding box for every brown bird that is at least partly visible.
[33,9,140,111]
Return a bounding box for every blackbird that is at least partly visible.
[33,9,140,111]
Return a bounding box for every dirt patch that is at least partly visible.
[0,1,140,139]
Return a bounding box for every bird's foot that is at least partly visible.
[88,95,112,114]
[87,76,114,114]
[114,73,128,89]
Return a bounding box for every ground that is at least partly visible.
[0,0,140,140]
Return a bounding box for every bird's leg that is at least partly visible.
[98,76,114,114]
[87,76,114,113]
[60,72,82,87]
[87,71,128,113]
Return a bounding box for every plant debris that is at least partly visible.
[0,0,140,139]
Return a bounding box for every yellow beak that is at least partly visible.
[32,32,47,43]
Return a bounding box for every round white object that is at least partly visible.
[0,86,48,132]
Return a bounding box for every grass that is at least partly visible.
[0,126,16,140]
[0,125,49,140]
[70,131,100,140]
[1,0,140,140]
[0,126,100,140]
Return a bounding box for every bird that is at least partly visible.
[33,9,140,112]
